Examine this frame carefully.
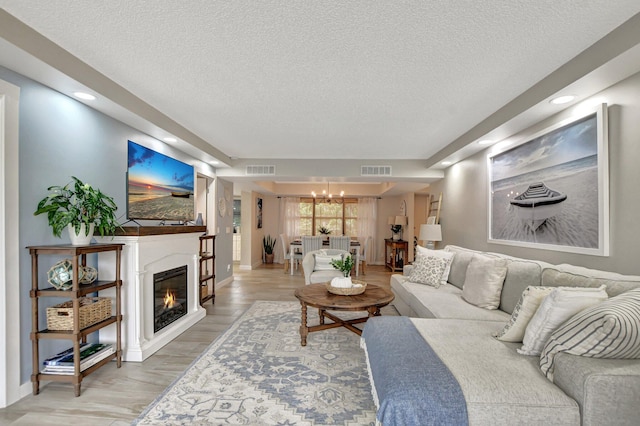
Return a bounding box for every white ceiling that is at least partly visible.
[1,2,640,195]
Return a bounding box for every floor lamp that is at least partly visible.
[419,224,442,250]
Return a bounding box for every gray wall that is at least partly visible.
[0,65,219,384]
[437,70,640,275]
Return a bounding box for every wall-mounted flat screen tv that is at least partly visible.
[127,140,195,222]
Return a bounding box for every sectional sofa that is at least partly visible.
[361,245,640,425]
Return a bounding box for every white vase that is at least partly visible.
[68,223,95,246]
[331,276,353,288]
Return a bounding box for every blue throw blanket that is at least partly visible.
[362,316,468,425]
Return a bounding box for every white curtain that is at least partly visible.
[357,197,377,264]
[277,197,301,263]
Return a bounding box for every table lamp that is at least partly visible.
[419,224,442,250]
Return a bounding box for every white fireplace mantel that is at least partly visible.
[97,231,206,362]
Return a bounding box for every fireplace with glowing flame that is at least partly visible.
[153,265,188,333]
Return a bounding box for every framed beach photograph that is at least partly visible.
[488,104,609,255]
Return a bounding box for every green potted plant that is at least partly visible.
[263,234,277,264]
[34,176,120,245]
[390,224,402,241]
[318,225,332,239]
[330,254,354,278]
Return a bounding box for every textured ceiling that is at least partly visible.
[2,1,640,161]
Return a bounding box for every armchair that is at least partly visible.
[302,249,350,285]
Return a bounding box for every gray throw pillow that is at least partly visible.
[461,254,508,309]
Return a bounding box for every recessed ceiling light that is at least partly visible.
[477,139,493,145]
[209,160,219,165]
[73,92,96,100]
[550,95,576,105]
[441,161,452,166]
[163,137,177,143]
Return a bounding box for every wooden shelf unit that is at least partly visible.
[384,239,408,272]
[27,243,123,397]
[199,235,216,305]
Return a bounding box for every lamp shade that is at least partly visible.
[419,224,442,242]
[388,216,396,225]
[394,216,407,226]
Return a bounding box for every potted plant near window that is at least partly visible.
[263,234,277,264]
[318,225,332,240]
[34,176,120,245]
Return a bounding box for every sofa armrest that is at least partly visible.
[403,264,413,276]
[553,353,640,426]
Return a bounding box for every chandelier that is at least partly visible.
[311,182,344,203]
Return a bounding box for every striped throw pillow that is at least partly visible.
[540,288,640,381]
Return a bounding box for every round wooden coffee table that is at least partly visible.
[294,282,394,346]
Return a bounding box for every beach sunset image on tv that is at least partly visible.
[127,141,195,221]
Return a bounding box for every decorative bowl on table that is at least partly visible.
[325,279,367,295]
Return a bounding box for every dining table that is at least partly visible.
[290,239,361,276]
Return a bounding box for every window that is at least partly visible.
[299,198,358,236]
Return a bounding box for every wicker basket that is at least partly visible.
[46,297,112,331]
[325,279,367,295]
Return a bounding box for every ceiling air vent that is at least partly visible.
[245,165,276,176]
[361,165,392,176]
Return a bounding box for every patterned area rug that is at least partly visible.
[133,301,378,425]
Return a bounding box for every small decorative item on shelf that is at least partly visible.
[34,176,120,245]
[80,265,98,284]
[47,259,86,290]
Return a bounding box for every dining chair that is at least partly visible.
[280,233,302,274]
[357,236,372,275]
[301,236,323,277]
[301,236,323,256]
[329,236,351,252]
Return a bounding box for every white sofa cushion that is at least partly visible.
[493,286,554,342]
[540,288,640,380]
[518,286,608,356]
[393,277,510,321]
[462,254,508,309]
[407,253,448,288]
[415,246,454,286]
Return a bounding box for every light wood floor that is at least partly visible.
[0,263,394,425]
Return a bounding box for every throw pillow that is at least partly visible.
[416,246,455,286]
[540,288,640,381]
[493,286,554,342]
[314,253,342,271]
[461,254,508,309]
[518,285,608,356]
[407,253,448,288]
